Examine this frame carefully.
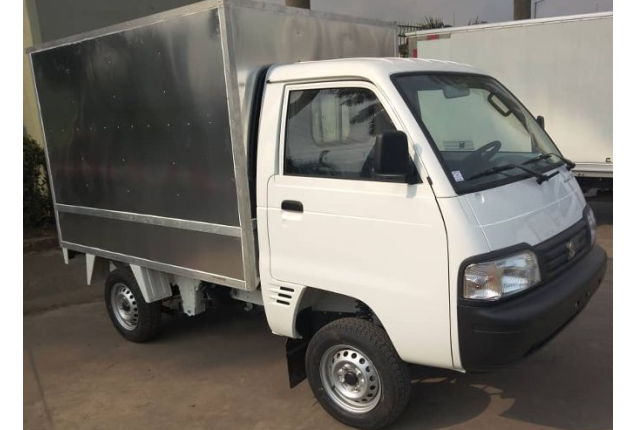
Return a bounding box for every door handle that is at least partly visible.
[281,200,303,213]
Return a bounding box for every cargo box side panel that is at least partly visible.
[31,8,238,225]
[31,7,247,286]
[59,212,245,281]
[228,2,397,125]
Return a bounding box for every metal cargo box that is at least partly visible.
[28,0,397,291]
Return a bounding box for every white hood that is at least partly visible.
[461,167,587,250]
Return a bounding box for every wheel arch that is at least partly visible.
[272,284,393,389]
[263,283,388,340]
[294,287,385,336]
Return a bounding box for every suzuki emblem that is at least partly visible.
[565,240,576,260]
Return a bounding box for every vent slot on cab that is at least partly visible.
[271,286,295,306]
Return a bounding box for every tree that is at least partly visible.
[23,135,53,231]
[417,17,449,29]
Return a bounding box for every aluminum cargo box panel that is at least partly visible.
[227,2,397,127]
[31,8,240,227]
[59,212,245,281]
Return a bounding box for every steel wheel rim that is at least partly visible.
[319,344,382,414]
[110,283,139,331]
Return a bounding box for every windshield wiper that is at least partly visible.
[523,152,576,170]
[468,163,559,184]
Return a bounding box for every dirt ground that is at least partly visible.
[23,201,613,430]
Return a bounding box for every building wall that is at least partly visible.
[23,0,42,144]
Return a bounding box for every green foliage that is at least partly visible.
[23,135,53,231]
[416,17,449,30]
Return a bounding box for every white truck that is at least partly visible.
[28,1,607,428]
[407,12,613,192]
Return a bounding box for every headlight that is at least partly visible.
[585,206,597,245]
[463,250,541,300]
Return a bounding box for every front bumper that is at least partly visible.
[458,244,607,372]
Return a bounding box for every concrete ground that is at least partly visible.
[24,201,613,430]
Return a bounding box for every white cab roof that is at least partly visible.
[267,57,486,83]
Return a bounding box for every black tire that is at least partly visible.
[306,318,411,429]
[104,267,162,343]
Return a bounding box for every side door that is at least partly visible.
[266,81,452,368]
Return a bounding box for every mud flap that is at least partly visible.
[286,338,308,388]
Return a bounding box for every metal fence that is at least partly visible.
[397,21,454,57]
[397,22,430,57]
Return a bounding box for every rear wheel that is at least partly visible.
[306,318,411,429]
[104,267,162,342]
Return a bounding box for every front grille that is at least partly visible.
[534,219,590,280]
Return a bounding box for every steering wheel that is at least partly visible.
[462,140,502,171]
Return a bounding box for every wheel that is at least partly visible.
[306,318,411,429]
[104,267,162,343]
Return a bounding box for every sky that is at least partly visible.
[267,0,613,25]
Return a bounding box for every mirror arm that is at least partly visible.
[406,172,419,185]
[372,172,408,183]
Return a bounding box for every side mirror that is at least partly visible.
[536,115,545,130]
[373,131,412,183]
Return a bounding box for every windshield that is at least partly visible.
[393,73,564,193]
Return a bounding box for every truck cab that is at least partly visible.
[255,57,606,403]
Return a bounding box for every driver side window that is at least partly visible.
[284,87,396,180]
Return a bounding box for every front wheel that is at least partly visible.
[306,318,411,429]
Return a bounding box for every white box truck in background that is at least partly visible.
[28,1,607,428]
[408,13,613,192]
